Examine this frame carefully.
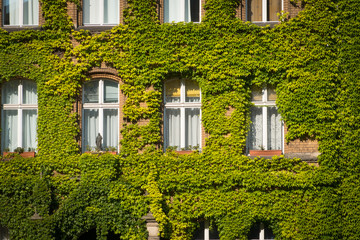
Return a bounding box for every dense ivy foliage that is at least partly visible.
[0,0,359,239]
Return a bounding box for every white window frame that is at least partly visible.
[164,79,202,150]
[247,86,284,152]
[164,0,202,23]
[2,0,39,26]
[249,222,275,240]
[1,80,37,152]
[245,0,283,22]
[83,0,120,26]
[82,79,119,152]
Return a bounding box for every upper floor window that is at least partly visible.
[247,0,282,22]
[83,0,119,25]
[247,86,283,152]
[164,79,201,150]
[248,222,275,240]
[1,80,37,152]
[82,79,119,152]
[3,0,39,26]
[164,0,200,23]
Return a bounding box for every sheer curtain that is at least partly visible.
[23,80,37,104]
[2,110,18,152]
[4,0,19,25]
[23,0,39,25]
[84,109,99,150]
[2,80,19,104]
[104,0,119,24]
[104,109,118,150]
[83,0,100,24]
[104,80,118,103]
[185,108,200,148]
[165,109,180,149]
[164,0,184,22]
[249,107,263,150]
[23,110,37,150]
[267,107,281,150]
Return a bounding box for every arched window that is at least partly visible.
[82,79,119,152]
[248,222,275,240]
[164,79,201,150]
[1,80,37,152]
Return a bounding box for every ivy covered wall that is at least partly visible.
[0,0,359,239]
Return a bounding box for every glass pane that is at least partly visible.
[248,223,261,240]
[185,108,200,149]
[251,86,263,102]
[23,109,37,151]
[268,0,281,21]
[190,0,200,22]
[4,0,20,25]
[267,107,282,150]
[248,107,263,150]
[2,110,18,152]
[2,80,19,104]
[83,81,99,103]
[83,109,99,151]
[185,79,200,102]
[104,80,118,103]
[103,109,118,151]
[23,0,39,25]
[165,108,181,150]
[104,0,119,24]
[248,0,262,21]
[267,87,277,101]
[83,0,100,24]
[23,80,37,104]
[164,0,184,23]
[165,79,181,103]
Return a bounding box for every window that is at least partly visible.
[164,0,200,23]
[193,220,220,240]
[83,0,119,25]
[164,79,201,150]
[1,80,37,152]
[247,0,282,22]
[82,79,119,152]
[3,0,39,26]
[248,222,275,240]
[247,86,283,152]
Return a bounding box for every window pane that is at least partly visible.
[190,0,200,22]
[23,80,37,104]
[22,110,37,151]
[247,0,262,21]
[2,80,19,104]
[83,81,99,103]
[248,107,263,150]
[267,106,281,150]
[104,0,119,24]
[251,86,263,101]
[104,80,118,103]
[83,109,99,151]
[165,79,181,103]
[164,0,184,23]
[185,108,200,149]
[165,108,181,149]
[267,87,277,101]
[268,0,281,21]
[103,109,118,150]
[2,110,18,152]
[185,79,200,102]
[83,0,100,24]
[4,0,20,25]
[23,0,39,25]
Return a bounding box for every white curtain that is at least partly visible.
[2,110,18,152]
[84,109,99,151]
[103,109,118,150]
[83,0,100,24]
[2,80,19,104]
[164,0,184,23]
[83,81,99,103]
[267,107,282,150]
[22,110,37,150]
[185,108,200,148]
[248,107,263,150]
[104,80,118,103]
[104,0,119,24]
[23,0,39,25]
[23,80,37,104]
[5,0,19,25]
[165,109,180,149]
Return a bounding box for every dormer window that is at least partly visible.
[247,0,282,22]
[164,0,200,23]
[3,0,39,26]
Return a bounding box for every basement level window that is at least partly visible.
[3,0,39,26]
[83,0,119,25]
[247,0,282,22]
[164,0,201,23]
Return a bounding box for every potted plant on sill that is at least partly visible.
[168,145,200,155]
[84,145,117,155]
[3,147,36,158]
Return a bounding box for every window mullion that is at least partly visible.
[19,0,24,26]
[18,109,23,148]
[100,0,104,25]
[259,222,265,240]
[180,107,186,149]
[262,0,267,21]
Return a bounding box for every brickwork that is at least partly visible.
[0,1,2,27]
[67,2,78,28]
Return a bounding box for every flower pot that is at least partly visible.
[249,150,282,156]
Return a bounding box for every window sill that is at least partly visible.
[248,150,282,157]
[84,151,117,155]
[2,151,36,158]
[76,25,117,32]
[246,21,280,28]
[2,26,41,32]
[175,150,199,155]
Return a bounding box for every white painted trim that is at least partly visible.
[204,220,209,240]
